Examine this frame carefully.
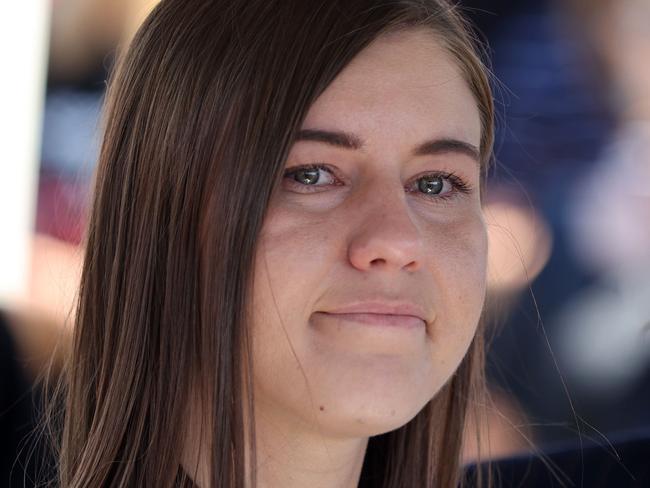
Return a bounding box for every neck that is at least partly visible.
[250,409,368,488]
[181,399,369,488]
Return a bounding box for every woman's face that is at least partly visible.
[251,28,486,439]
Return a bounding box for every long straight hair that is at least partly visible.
[41,0,495,486]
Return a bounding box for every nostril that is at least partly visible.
[368,257,419,272]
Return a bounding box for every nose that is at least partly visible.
[347,187,424,273]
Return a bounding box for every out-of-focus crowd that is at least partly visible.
[0,0,648,485]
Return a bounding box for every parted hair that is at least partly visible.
[41,1,495,486]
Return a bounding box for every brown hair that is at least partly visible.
[41,0,495,486]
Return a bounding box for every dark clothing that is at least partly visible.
[0,311,43,487]
[466,430,650,487]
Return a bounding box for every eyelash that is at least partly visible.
[282,163,473,202]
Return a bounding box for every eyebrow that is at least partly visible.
[295,128,480,163]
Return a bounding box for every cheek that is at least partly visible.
[436,215,487,303]
[254,207,337,305]
[250,206,338,355]
[250,207,344,418]
[424,212,487,361]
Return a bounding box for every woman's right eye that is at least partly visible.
[283,164,338,190]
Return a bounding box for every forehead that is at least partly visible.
[301,29,481,156]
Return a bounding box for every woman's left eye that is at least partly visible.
[282,163,472,200]
[409,173,472,200]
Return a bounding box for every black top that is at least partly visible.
[0,311,48,487]
[466,430,650,487]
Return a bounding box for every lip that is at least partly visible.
[319,301,429,327]
[317,312,424,328]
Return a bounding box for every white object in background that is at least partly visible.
[568,122,650,276]
[0,2,51,306]
[556,272,650,396]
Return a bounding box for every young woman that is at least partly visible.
[46,0,495,486]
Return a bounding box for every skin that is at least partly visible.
[183,27,487,487]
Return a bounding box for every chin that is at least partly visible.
[312,385,434,439]
[292,352,440,435]
[321,403,427,439]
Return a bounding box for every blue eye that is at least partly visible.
[282,163,473,201]
[418,175,445,195]
[412,172,473,201]
[285,164,335,186]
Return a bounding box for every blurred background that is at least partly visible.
[1,0,649,485]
